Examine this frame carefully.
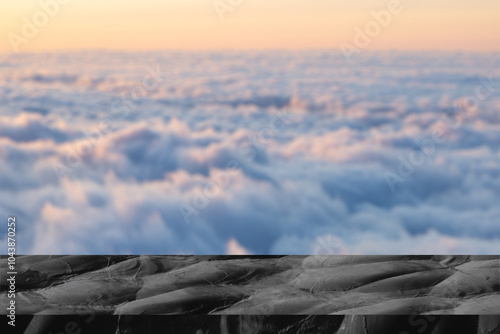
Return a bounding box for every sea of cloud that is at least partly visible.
[0,50,499,254]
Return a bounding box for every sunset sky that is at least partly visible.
[1,0,500,53]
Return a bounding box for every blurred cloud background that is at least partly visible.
[0,1,499,255]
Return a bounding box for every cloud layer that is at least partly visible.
[1,51,499,254]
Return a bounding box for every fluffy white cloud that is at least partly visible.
[0,51,499,254]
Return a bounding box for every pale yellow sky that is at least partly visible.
[1,0,500,53]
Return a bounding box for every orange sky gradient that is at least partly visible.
[1,0,500,53]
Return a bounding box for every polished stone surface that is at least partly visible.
[1,255,498,317]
